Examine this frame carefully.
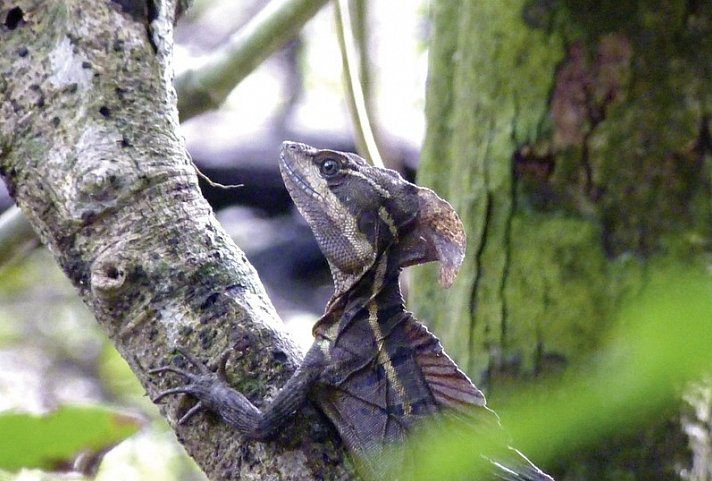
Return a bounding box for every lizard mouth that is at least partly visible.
[279,149,322,201]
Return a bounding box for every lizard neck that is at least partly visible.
[316,250,405,336]
[349,250,404,315]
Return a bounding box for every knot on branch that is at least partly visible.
[91,252,128,298]
[68,121,139,223]
[80,165,125,201]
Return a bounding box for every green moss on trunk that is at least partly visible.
[414,0,565,382]
[414,0,712,478]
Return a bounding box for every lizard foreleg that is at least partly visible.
[151,345,325,441]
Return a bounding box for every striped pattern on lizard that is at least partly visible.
[150,141,554,481]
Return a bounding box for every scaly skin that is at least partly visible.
[150,141,553,481]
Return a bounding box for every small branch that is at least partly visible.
[350,0,371,103]
[177,0,330,121]
[334,0,384,168]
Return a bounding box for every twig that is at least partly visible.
[177,0,330,121]
[334,0,384,168]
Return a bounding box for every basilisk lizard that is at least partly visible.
[151,141,554,481]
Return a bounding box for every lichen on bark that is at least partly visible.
[0,1,351,480]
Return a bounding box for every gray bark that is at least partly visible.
[0,1,352,480]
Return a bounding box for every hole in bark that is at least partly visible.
[99,106,110,118]
[91,257,128,297]
[17,46,28,57]
[5,7,24,30]
[106,265,121,279]
[272,350,288,364]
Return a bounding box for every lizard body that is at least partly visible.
[151,142,553,481]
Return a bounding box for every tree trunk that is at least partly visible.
[0,1,352,480]
[412,1,712,479]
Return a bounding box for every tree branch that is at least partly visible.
[0,1,352,480]
[177,0,330,121]
[0,0,331,268]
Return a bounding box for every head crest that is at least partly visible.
[279,141,466,291]
[394,186,466,288]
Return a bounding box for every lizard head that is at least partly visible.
[279,141,466,294]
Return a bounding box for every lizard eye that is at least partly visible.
[319,158,340,178]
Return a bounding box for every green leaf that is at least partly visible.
[397,265,712,481]
[0,405,143,472]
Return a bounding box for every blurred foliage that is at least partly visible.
[388,264,712,480]
[0,406,142,472]
[0,430,202,481]
[98,343,147,404]
[0,248,204,481]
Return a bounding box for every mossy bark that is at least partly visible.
[412,1,712,479]
[0,1,351,480]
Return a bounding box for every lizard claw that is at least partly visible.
[147,365,195,378]
[149,347,224,422]
[178,400,205,424]
[151,385,198,404]
[150,347,265,436]
[174,346,213,375]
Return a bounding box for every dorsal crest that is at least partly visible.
[279,141,466,295]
